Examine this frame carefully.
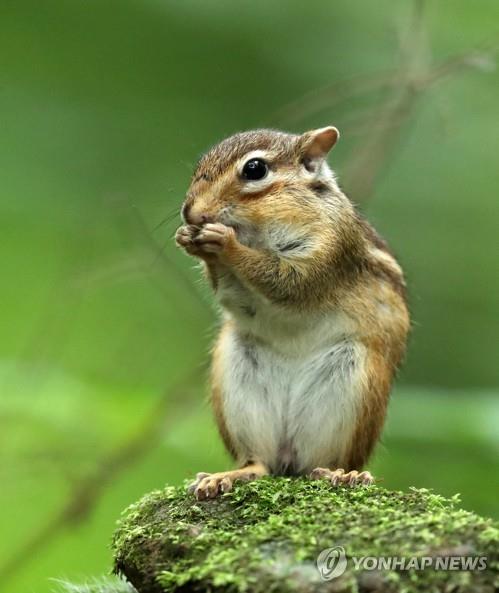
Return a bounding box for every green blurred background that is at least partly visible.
[0,1,498,591]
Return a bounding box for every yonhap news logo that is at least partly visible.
[316,546,348,580]
[316,547,488,581]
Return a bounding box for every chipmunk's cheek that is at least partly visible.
[217,205,233,220]
[218,205,245,230]
[266,223,313,257]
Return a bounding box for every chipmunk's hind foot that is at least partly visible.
[309,467,374,487]
[189,463,267,500]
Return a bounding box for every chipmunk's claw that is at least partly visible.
[188,468,260,500]
[175,225,204,256]
[188,472,211,493]
[188,471,235,500]
[309,467,374,487]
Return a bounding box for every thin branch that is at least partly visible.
[341,14,496,202]
[0,368,204,585]
[269,70,399,127]
[272,4,496,203]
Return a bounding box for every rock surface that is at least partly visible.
[112,478,498,593]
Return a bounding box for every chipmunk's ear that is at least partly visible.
[299,126,340,161]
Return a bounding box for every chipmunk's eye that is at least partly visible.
[242,158,268,181]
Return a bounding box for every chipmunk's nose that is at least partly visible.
[182,202,213,225]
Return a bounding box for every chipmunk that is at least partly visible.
[176,126,409,500]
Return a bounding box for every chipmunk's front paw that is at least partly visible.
[175,224,202,255]
[193,223,236,254]
[310,467,375,487]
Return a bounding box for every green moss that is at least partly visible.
[113,478,498,593]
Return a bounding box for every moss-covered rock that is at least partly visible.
[113,478,498,593]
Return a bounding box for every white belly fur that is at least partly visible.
[219,322,366,474]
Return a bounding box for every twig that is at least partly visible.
[269,70,399,127]
[341,10,496,202]
[0,368,204,586]
[273,3,496,203]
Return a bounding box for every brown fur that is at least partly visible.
[211,323,238,459]
[344,342,393,469]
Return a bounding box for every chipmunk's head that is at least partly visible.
[182,127,341,233]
